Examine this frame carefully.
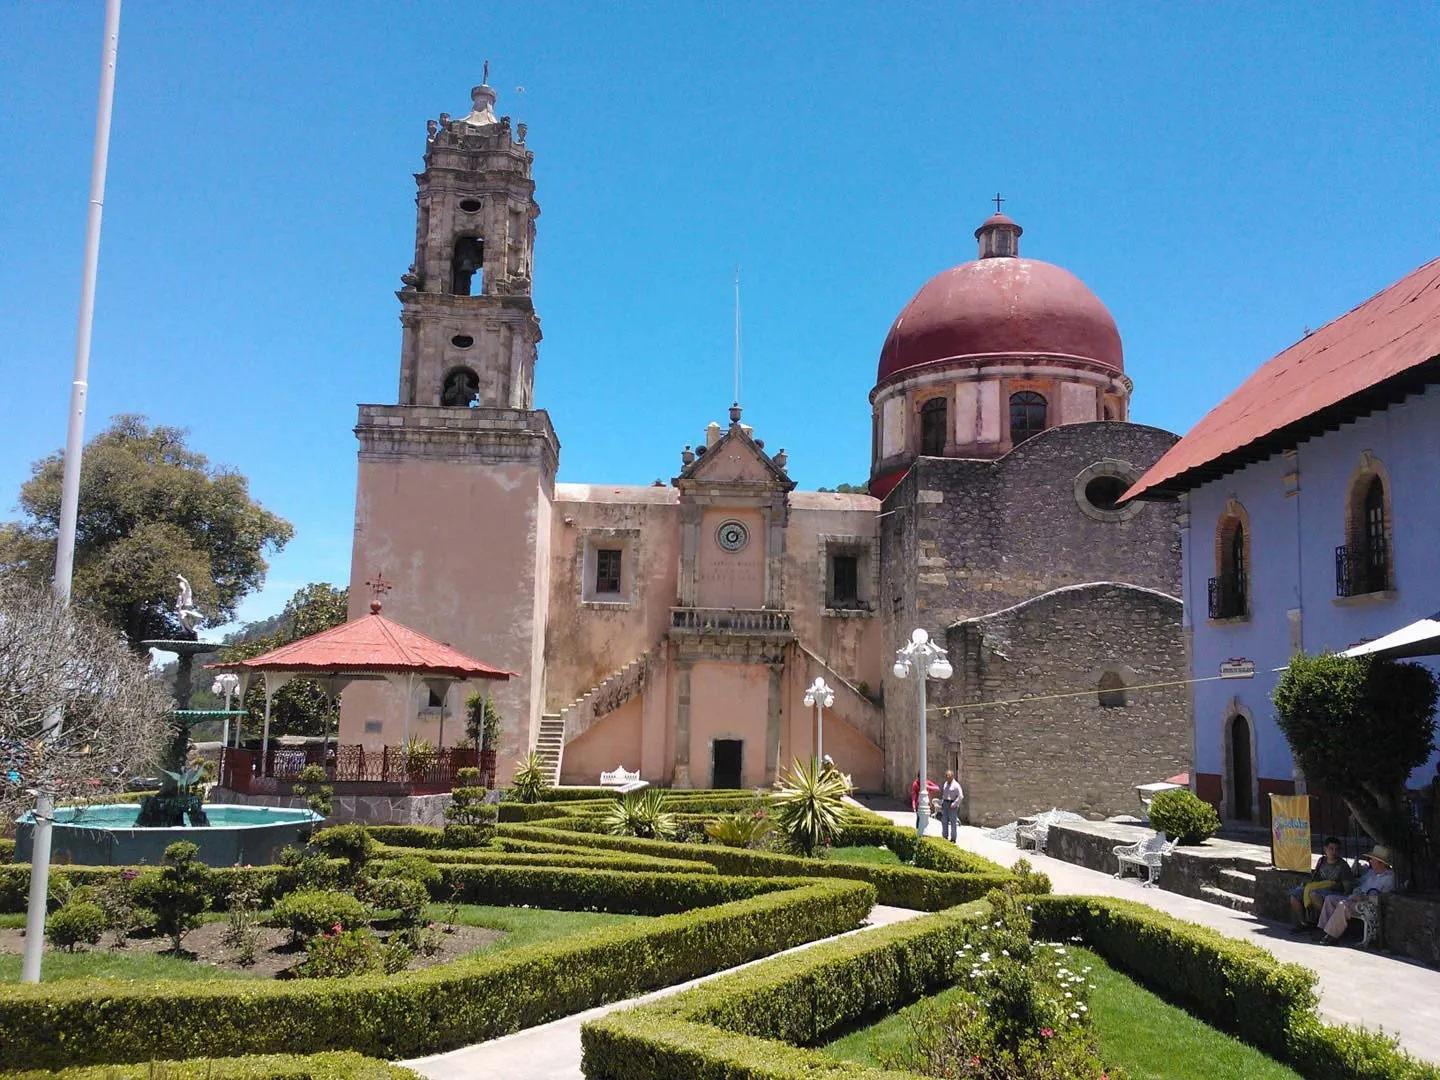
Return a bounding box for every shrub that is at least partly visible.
[300,926,382,979]
[129,841,211,952]
[377,855,443,891]
[0,878,871,1067]
[223,880,263,966]
[510,750,549,803]
[1009,857,1053,895]
[0,838,14,863]
[270,889,370,943]
[366,876,429,926]
[1147,788,1221,844]
[278,843,340,892]
[46,899,107,951]
[1,1051,427,1080]
[447,765,490,827]
[770,757,850,856]
[311,825,379,874]
[603,789,678,840]
[95,872,145,946]
[366,822,494,849]
[704,811,774,849]
[295,763,335,818]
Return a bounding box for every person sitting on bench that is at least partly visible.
[1289,835,1355,933]
[1318,846,1396,945]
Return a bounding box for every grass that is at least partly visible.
[820,946,1303,1080]
[825,845,901,866]
[425,903,646,953]
[0,950,258,983]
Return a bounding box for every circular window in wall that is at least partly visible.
[716,520,750,553]
[1074,460,1143,522]
[451,334,474,348]
[459,198,482,213]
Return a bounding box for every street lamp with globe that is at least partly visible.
[892,628,953,838]
[803,677,835,765]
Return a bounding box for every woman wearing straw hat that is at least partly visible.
[1318,845,1397,945]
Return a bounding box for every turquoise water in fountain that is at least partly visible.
[15,803,323,866]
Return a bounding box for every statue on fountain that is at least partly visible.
[175,574,204,638]
[135,766,210,828]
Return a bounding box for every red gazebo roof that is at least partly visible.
[209,608,514,681]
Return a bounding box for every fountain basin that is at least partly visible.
[14,804,323,866]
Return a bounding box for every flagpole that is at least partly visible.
[23,0,123,985]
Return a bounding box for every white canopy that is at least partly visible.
[1342,610,1440,661]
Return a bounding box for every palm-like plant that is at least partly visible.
[771,757,851,856]
[603,788,677,840]
[511,750,549,804]
[703,810,774,848]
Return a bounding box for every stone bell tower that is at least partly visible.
[397,80,542,409]
[344,76,558,775]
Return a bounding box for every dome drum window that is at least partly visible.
[458,198,482,213]
[1009,391,1048,445]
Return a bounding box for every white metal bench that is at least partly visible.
[1353,895,1383,948]
[1113,833,1175,886]
[599,765,647,794]
[1016,822,1050,854]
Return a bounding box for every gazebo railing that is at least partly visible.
[219,744,485,795]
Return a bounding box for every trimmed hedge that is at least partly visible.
[364,823,492,849]
[496,802,579,823]
[0,877,873,1069]
[1033,895,1440,1080]
[1,1051,421,1080]
[437,864,799,915]
[0,837,14,863]
[583,894,1440,1080]
[499,823,1018,909]
[374,843,715,875]
[0,861,345,915]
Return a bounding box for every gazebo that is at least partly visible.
[207,592,513,788]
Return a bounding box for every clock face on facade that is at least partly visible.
[716,520,749,553]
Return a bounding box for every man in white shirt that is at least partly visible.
[939,770,963,841]
[1319,846,1396,945]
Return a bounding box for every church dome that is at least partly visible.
[877,213,1123,383]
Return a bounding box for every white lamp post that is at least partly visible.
[212,673,240,747]
[893,628,953,839]
[803,677,835,764]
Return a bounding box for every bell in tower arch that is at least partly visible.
[451,236,484,296]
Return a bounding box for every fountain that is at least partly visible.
[13,574,322,866]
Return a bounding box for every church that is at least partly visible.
[338,79,1191,824]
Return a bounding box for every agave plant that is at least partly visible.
[510,750,549,804]
[771,757,851,856]
[603,788,677,840]
[703,810,774,848]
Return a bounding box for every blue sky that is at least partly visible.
[2,3,1437,632]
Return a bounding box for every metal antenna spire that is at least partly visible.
[733,267,742,408]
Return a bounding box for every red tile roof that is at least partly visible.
[1126,257,1440,500]
[209,611,514,681]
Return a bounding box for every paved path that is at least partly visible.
[404,904,923,1080]
[891,813,1440,1063]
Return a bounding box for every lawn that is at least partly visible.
[820,945,1304,1080]
[1,905,648,983]
[825,845,901,866]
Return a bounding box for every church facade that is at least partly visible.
[339,81,1192,823]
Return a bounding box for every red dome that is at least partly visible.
[877,256,1124,383]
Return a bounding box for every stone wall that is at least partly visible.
[937,582,1188,826]
[212,789,451,827]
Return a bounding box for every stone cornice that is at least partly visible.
[870,354,1134,404]
[356,404,558,475]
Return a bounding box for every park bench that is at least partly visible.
[1113,832,1175,886]
[599,765,647,793]
[1353,895,1383,948]
[1016,820,1050,854]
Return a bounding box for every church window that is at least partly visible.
[1009,391,1047,444]
[595,549,622,595]
[459,198,482,213]
[831,555,859,607]
[919,397,948,456]
[1338,468,1392,596]
[451,334,474,348]
[451,236,484,295]
[1084,475,1127,511]
[441,367,480,407]
[1096,671,1126,708]
[1210,507,1249,619]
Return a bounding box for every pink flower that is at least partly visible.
[332,922,343,933]
[1040,1028,1054,1038]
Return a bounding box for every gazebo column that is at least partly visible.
[260,672,295,777]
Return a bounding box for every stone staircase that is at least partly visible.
[533,714,565,786]
[558,651,651,744]
[1199,866,1258,914]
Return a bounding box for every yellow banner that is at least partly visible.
[1270,794,1312,872]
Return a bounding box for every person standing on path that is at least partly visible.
[940,770,963,841]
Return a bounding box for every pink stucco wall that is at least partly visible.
[687,661,772,788]
[560,694,643,784]
[696,507,765,608]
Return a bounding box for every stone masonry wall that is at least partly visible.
[938,581,1189,825]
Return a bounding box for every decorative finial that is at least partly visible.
[992,192,1005,214]
[426,118,438,139]
[729,402,743,424]
[483,60,490,85]
[516,122,527,144]
[365,572,393,614]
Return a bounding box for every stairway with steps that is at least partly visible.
[1200,866,1258,914]
[533,714,565,786]
[558,653,651,743]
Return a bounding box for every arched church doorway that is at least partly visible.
[1228,714,1254,821]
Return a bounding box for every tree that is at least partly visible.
[0,575,172,821]
[221,583,350,738]
[0,415,293,650]
[1273,652,1439,884]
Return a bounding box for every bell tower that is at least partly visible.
[397,79,541,409]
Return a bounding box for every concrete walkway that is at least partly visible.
[404,904,923,1080]
[898,813,1440,1063]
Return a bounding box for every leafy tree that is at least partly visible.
[221,582,350,738]
[0,415,293,650]
[1273,652,1439,883]
[465,692,502,751]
